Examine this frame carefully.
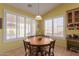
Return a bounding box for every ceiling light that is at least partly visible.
[35,15,42,20]
[35,3,42,20]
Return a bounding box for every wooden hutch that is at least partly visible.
[66,7,79,52]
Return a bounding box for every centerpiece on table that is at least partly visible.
[37,36,42,41]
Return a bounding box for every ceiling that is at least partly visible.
[7,3,61,16]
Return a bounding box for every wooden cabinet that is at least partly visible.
[66,8,79,52]
[67,39,79,52]
[67,8,79,30]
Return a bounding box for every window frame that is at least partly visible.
[44,16,65,39]
[3,9,36,42]
[4,9,18,42]
[16,14,26,39]
[44,18,53,36]
[53,16,65,39]
[31,19,37,36]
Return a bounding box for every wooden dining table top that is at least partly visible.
[24,37,54,46]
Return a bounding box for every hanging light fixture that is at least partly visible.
[35,3,42,20]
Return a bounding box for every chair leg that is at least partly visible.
[51,52,54,56]
[50,49,54,56]
[25,53,27,56]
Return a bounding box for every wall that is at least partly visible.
[43,3,79,47]
[0,3,34,53]
[36,20,44,35]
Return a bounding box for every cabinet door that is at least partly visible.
[74,10,79,22]
[67,12,73,23]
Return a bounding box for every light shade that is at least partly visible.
[35,15,42,20]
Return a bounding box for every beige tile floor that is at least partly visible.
[2,45,79,56]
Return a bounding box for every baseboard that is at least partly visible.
[3,44,23,53]
[55,44,66,49]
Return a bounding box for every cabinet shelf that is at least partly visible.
[67,7,79,30]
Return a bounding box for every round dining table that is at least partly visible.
[24,36,54,56]
[24,37,54,46]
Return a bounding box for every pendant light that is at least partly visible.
[35,3,42,20]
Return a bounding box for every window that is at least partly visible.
[53,16,64,37]
[44,19,53,36]
[25,17,32,36]
[25,17,36,36]
[4,10,36,41]
[44,16,64,38]
[17,16,25,38]
[31,20,36,36]
[4,11,17,40]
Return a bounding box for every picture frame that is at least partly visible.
[0,18,2,29]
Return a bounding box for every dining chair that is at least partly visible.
[29,45,38,56]
[40,44,51,56]
[50,40,56,56]
[29,44,50,56]
[27,36,34,38]
[23,40,30,56]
